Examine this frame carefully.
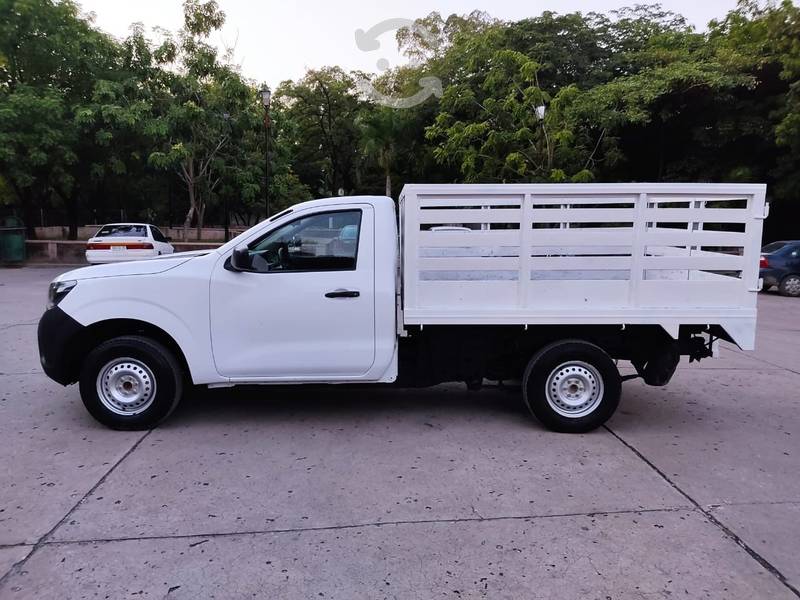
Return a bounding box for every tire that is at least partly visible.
[522,340,621,433]
[79,335,183,430]
[779,274,800,297]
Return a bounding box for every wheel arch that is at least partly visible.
[66,319,193,385]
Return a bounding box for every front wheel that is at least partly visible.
[79,335,183,430]
[522,340,621,433]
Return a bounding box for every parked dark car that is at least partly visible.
[760,241,800,297]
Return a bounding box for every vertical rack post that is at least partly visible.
[518,192,534,309]
[628,192,647,306]
[403,190,420,313]
[743,190,767,298]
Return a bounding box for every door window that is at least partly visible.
[246,210,362,273]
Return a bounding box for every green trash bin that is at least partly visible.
[0,216,27,264]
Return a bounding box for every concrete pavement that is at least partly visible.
[0,267,798,598]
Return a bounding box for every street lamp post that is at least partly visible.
[536,105,551,171]
[259,85,272,219]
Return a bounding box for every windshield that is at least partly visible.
[216,197,320,255]
[95,225,147,238]
[761,242,788,253]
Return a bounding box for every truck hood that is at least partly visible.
[55,249,215,282]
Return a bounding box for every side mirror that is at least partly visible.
[229,244,251,272]
[164,236,172,242]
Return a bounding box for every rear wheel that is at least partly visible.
[79,335,183,430]
[522,340,621,433]
[779,274,800,297]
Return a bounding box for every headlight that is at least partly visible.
[47,280,77,309]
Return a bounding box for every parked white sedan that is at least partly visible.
[85,223,174,264]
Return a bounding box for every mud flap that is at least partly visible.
[631,340,680,386]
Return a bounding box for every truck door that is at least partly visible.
[209,205,375,379]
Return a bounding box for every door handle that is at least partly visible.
[325,289,360,298]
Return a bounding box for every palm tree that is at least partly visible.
[358,107,405,198]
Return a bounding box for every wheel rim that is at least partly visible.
[96,357,157,416]
[544,361,604,418]
[784,276,800,296]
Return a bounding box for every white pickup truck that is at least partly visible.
[38,183,767,433]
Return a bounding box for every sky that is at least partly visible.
[78,0,741,87]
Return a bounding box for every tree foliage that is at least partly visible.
[1,0,798,242]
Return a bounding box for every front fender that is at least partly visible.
[55,268,222,385]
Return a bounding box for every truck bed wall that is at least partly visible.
[398,183,767,350]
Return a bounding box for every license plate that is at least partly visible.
[112,246,124,252]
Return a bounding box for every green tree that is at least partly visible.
[214,94,311,226]
[426,46,605,182]
[0,87,75,233]
[276,68,364,197]
[2,1,800,244]
[148,0,256,239]
[358,107,407,197]
[0,0,120,237]
[711,0,800,193]
[396,10,497,62]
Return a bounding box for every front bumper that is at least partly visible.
[38,306,84,385]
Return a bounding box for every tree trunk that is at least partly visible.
[183,183,197,242]
[182,202,195,243]
[385,171,392,198]
[23,205,37,238]
[66,192,79,241]
[23,200,38,239]
[15,185,38,239]
[181,161,197,242]
[196,202,205,241]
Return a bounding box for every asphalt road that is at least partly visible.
[1,267,798,599]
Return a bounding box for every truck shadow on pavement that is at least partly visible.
[154,381,699,433]
[165,383,530,429]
